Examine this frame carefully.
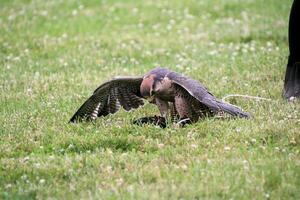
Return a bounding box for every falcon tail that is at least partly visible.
[216,100,251,118]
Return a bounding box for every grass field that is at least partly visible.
[0,0,299,199]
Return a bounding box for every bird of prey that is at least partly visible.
[70,67,250,127]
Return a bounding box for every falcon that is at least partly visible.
[69,67,250,127]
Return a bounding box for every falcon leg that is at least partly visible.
[170,102,180,123]
[155,98,169,118]
[132,98,169,128]
[174,96,194,121]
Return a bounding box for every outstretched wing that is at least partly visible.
[69,77,144,123]
[167,71,250,118]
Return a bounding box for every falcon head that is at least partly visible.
[140,74,156,98]
[141,74,167,98]
[140,67,170,98]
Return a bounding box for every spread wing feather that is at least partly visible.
[167,71,250,118]
[70,77,144,123]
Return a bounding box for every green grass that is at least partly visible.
[0,0,299,199]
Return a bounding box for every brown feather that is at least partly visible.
[70,77,144,123]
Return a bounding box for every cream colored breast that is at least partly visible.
[153,77,176,101]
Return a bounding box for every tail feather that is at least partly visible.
[216,100,251,118]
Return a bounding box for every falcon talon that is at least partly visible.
[70,67,251,126]
[177,118,192,127]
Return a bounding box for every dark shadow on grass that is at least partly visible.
[1,190,37,200]
[57,137,158,154]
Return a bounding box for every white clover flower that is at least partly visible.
[72,10,78,16]
[39,179,46,184]
[224,146,231,151]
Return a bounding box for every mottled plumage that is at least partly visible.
[70,67,250,125]
[69,77,144,122]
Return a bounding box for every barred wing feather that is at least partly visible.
[69,77,144,123]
